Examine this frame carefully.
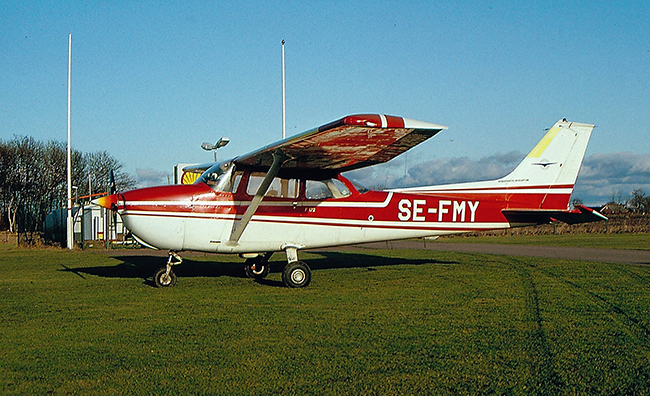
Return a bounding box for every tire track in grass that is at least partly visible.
[606,262,650,287]
[511,257,650,393]
[603,263,650,342]
[525,259,650,345]
[504,256,566,394]
[561,278,650,343]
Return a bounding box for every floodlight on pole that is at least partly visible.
[201,137,230,161]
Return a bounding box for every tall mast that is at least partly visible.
[281,39,286,139]
[66,33,73,249]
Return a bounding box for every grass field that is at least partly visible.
[439,232,650,250]
[2,241,650,395]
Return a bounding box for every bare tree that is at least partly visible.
[571,197,584,207]
[629,189,650,215]
[82,151,136,198]
[0,136,136,237]
[606,190,629,214]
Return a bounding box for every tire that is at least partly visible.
[282,261,311,288]
[244,257,270,279]
[154,267,177,288]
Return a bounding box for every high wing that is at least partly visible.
[233,114,447,177]
[182,162,215,174]
[182,162,214,173]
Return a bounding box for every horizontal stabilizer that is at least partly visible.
[502,205,608,226]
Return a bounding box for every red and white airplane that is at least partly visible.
[95,114,606,288]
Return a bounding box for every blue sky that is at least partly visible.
[1,1,649,204]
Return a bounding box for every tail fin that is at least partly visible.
[497,119,594,209]
[501,119,594,191]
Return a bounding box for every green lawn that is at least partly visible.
[439,232,650,250]
[2,242,650,395]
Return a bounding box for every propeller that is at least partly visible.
[109,170,116,194]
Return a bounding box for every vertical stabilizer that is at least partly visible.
[502,119,594,188]
[498,119,594,209]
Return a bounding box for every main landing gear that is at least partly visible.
[282,261,311,288]
[243,248,312,288]
[153,251,182,288]
[281,246,311,288]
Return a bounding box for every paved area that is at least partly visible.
[349,240,650,266]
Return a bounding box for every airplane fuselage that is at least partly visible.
[113,173,570,254]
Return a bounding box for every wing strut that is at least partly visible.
[228,151,288,245]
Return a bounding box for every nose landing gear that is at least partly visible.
[153,251,183,288]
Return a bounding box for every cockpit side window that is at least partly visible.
[246,172,299,198]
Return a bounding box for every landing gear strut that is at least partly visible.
[281,246,311,288]
[154,251,182,288]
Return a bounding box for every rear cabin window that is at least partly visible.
[246,173,299,198]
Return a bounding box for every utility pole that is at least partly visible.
[281,39,286,139]
[66,34,73,250]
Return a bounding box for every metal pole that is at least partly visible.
[281,39,286,140]
[80,203,85,250]
[66,34,74,250]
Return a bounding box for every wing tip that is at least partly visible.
[331,114,447,130]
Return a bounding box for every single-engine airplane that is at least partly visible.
[95,114,606,288]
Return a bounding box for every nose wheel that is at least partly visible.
[154,267,177,287]
[154,251,182,288]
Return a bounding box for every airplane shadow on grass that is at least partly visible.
[59,250,459,288]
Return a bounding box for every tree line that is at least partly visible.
[607,188,650,215]
[0,135,136,234]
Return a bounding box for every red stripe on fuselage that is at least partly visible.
[118,189,570,227]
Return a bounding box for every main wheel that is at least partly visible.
[282,261,311,288]
[154,267,177,288]
[244,257,270,279]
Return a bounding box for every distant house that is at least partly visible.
[599,203,629,215]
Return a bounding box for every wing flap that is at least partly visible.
[234,114,447,175]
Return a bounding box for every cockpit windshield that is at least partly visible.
[195,161,237,192]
